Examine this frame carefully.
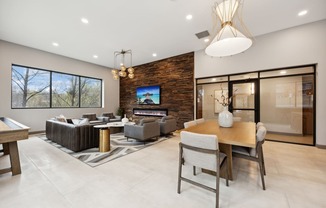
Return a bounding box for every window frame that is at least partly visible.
[11,64,102,109]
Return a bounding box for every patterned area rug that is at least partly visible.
[39,133,173,167]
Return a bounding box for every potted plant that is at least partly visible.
[116,107,124,117]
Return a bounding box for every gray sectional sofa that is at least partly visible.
[45,112,121,152]
[45,118,101,152]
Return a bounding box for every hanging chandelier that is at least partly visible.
[205,0,252,57]
[111,49,135,80]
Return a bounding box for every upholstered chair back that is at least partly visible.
[184,120,197,128]
[82,113,97,121]
[180,131,218,171]
[195,118,205,124]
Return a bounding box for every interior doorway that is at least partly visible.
[229,80,259,122]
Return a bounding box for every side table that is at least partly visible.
[94,125,110,152]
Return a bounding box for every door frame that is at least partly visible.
[228,79,260,123]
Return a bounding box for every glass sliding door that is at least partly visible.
[196,65,315,146]
[260,74,314,145]
[230,80,258,122]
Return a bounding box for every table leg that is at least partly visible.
[9,141,22,175]
[99,128,110,152]
[3,143,10,155]
[219,143,233,180]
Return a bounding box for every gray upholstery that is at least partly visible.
[178,131,229,208]
[82,113,104,124]
[159,116,177,135]
[46,119,102,152]
[98,112,121,123]
[124,118,160,142]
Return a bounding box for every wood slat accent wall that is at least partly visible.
[120,52,194,129]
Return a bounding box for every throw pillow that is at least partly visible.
[66,118,74,124]
[77,118,89,126]
[55,114,67,122]
[72,119,81,125]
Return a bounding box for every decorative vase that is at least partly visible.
[122,114,128,123]
[218,106,233,128]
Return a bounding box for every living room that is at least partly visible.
[1,0,326,207]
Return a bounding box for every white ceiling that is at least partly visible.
[0,0,326,68]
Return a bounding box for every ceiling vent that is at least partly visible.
[195,30,210,39]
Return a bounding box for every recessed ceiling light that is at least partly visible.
[152,53,157,57]
[186,14,193,20]
[52,42,59,47]
[212,78,217,82]
[93,55,98,59]
[81,18,89,24]
[204,38,210,43]
[280,70,287,74]
[298,10,307,16]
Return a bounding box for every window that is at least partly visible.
[80,77,102,107]
[52,72,80,107]
[11,65,50,108]
[11,64,102,108]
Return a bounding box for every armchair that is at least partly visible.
[124,118,160,142]
[99,112,121,123]
[159,116,177,135]
[82,113,104,124]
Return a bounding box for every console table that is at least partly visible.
[0,117,30,175]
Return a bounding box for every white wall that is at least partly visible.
[195,20,326,146]
[0,40,120,132]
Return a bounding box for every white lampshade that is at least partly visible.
[205,24,252,57]
[215,0,239,22]
[205,0,252,57]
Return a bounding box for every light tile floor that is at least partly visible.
[1,134,326,208]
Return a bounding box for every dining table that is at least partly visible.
[183,120,256,180]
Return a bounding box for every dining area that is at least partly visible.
[178,119,267,208]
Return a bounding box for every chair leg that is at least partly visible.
[258,147,266,190]
[225,157,229,187]
[216,155,220,208]
[193,166,196,176]
[177,145,183,194]
[261,148,266,175]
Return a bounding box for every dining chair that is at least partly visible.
[256,122,264,130]
[232,125,267,190]
[183,120,197,128]
[195,118,205,124]
[178,131,229,208]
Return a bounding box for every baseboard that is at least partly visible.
[316,144,326,149]
[29,131,45,135]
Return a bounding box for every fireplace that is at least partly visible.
[133,108,168,117]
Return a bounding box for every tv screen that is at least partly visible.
[136,85,160,105]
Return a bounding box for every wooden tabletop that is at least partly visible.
[0,117,30,143]
[183,120,256,148]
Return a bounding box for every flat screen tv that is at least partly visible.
[136,85,160,105]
